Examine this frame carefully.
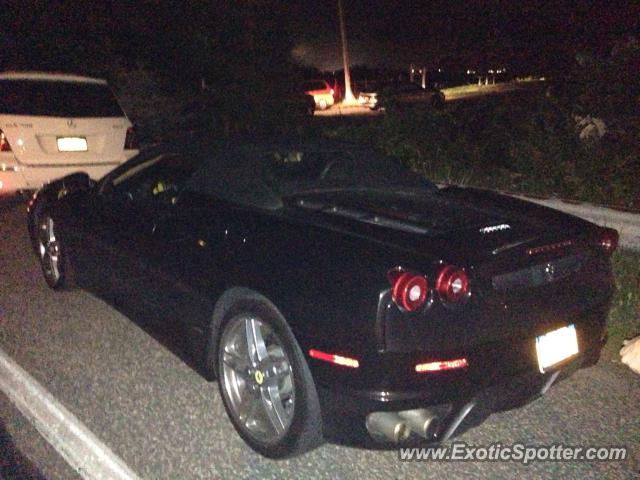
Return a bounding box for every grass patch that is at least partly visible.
[323,89,640,209]
[606,250,640,355]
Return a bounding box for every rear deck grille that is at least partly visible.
[492,254,584,291]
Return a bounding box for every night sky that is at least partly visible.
[2,1,638,76]
[288,0,639,72]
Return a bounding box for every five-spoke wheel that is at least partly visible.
[216,300,321,457]
[220,315,295,442]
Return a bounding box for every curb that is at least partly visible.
[513,195,640,252]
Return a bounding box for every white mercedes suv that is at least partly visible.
[0,71,138,195]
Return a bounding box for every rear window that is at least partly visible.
[0,80,125,117]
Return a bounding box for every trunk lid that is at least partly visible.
[287,187,591,265]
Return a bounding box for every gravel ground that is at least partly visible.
[0,199,638,479]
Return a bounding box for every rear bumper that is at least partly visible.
[310,318,606,446]
[0,150,137,194]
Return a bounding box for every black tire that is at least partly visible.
[34,214,73,290]
[216,298,322,458]
[28,202,45,257]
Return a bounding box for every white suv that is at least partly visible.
[0,71,138,194]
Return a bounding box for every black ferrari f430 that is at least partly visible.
[26,138,618,457]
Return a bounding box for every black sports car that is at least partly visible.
[26,138,618,458]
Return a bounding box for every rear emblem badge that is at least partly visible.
[66,119,76,128]
[479,224,511,234]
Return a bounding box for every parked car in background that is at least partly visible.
[358,81,446,110]
[28,137,617,458]
[0,71,138,195]
[301,79,335,110]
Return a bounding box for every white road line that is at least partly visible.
[0,347,141,480]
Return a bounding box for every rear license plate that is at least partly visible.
[57,137,87,152]
[535,324,579,373]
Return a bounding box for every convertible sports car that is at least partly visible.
[26,138,618,458]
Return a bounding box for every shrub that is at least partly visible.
[325,90,640,208]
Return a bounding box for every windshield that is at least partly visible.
[187,144,435,209]
[0,80,124,117]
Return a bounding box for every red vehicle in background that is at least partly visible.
[301,79,335,110]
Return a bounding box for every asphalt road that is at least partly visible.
[0,198,638,479]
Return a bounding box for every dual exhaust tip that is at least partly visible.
[366,408,441,443]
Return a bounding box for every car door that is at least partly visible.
[82,151,196,313]
[143,192,234,338]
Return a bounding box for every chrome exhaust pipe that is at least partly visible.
[365,412,411,443]
[398,408,440,439]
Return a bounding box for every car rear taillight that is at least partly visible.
[435,265,470,303]
[0,130,12,152]
[597,228,619,255]
[124,126,138,149]
[388,268,428,312]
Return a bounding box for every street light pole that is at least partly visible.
[337,0,356,104]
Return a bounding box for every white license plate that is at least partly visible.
[57,137,87,152]
[535,324,579,373]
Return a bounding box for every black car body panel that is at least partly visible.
[27,138,615,447]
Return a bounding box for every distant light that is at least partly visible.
[437,68,442,72]
[488,69,494,74]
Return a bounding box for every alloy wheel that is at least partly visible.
[219,315,295,444]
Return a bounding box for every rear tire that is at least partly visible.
[216,298,322,458]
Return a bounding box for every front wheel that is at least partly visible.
[36,215,71,289]
[216,300,322,457]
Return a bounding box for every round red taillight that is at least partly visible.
[388,269,428,312]
[436,265,470,302]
